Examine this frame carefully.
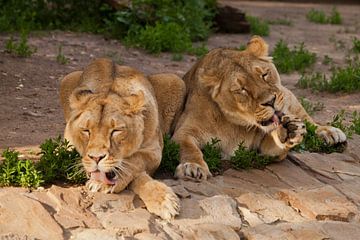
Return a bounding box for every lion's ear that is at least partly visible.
[246,35,269,57]
[69,88,94,110]
[122,91,146,115]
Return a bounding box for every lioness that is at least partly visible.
[173,36,347,181]
[60,58,185,219]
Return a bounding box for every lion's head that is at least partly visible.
[198,36,285,133]
[64,60,149,190]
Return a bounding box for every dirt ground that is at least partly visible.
[0,0,360,149]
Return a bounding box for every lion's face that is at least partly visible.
[64,90,145,185]
[200,36,285,133]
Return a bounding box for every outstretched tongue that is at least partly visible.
[90,171,116,185]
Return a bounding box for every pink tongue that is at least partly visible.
[90,171,116,185]
[272,114,279,124]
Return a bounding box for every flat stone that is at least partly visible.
[238,206,263,227]
[30,185,101,229]
[334,180,360,206]
[0,189,63,240]
[180,179,224,197]
[266,159,323,188]
[243,221,328,240]
[175,195,242,231]
[236,192,304,225]
[90,190,135,215]
[277,185,358,221]
[71,229,122,240]
[290,152,360,183]
[0,233,36,240]
[320,221,360,239]
[344,134,360,162]
[181,223,240,240]
[100,208,152,235]
[134,232,168,240]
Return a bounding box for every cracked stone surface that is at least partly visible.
[1,1,360,239]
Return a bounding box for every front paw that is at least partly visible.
[86,179,113,193]
[174,162,211,181]
[280,115,307,148]
[143,181,180,220]
[316,126,347,145]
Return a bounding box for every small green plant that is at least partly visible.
[350,111,360,135]
[56,45,69,65]
[189,44,209,58]
[293,120,346,153]
[299,97,324,116]
[36,136,86,184]
[352,37,360,53]
[125,22,192,54]
[231,143,275,170]
[238,44,246,51]
[328,7,342,24]
[246,15,270,36]
[267,18,292,26]
[202,138,222,173]
[158,134,180,173]
[272,40,316,73]
[0,150,43,188]
[322,55,333,65]
[5,32,36,57]
[172,53,183,62]
[306,7,342,24]
[297,58,360,92]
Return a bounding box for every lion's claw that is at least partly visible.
[175,162,211,181]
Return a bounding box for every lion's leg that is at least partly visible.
[129,172,180,220]
[281,86,346,145]
[172,133,211,181]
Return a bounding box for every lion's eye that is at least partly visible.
[111,128,125,137]
[261,72,269,80]
[82,129,90,137]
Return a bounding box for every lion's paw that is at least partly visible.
[280,115,306,148]
[174,162,211,181]
[143,181,180,220]
[86,179,113,193]
[316,126,347,145]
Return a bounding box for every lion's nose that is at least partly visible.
[88,153,107,163]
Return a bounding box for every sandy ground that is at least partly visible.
[0,0,360,148]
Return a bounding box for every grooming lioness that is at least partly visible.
[173,36,347,181]
[60,58,185,219]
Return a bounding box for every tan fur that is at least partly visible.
[60,58,185,219]
[173,36,347,181]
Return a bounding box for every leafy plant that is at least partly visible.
[36,136,86,184]
[189,44,209,58]
[350,111,360,135]
[246,15,270,36]
[293,120,346,153]
[202,138,222,173]
[172,53,184,62]
[238,44,246,51]
[306,7,342,24]
[0,150,43,188]
[352,37,360,53]
[329,110,354,138]
[5,32,36,57]
[299,97,324,116]
[158,134,180,173]
[56,45,69,64]
[231,143,275,170]
[272,40,316,73]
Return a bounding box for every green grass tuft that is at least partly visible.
[306,7,342,24]
[158,134,180,173]
[299,97,324,116]
[231,143,275,170]
[246,15,270,36]
[293,120,346,153]
[267,18,292,26]
[56,45,69,64]
[322,55,333,65]
[272,40,316,73]
[352,37,360,53]
[202,138,222,173]
[5,32,36,57]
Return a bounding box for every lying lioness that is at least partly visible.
[60,58,185,219]
[173,36,347,181]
